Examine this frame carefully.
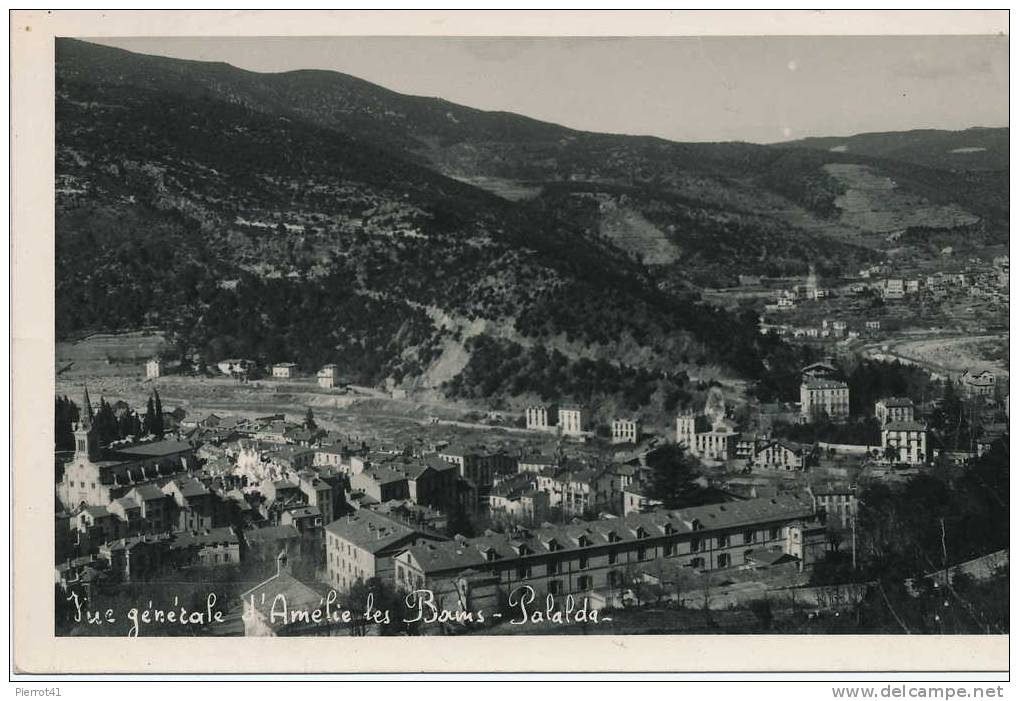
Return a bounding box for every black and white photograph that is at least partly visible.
[12,9,1011,676]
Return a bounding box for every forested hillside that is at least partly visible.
[55,39,1007,409]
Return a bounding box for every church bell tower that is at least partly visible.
[73,385,98,462]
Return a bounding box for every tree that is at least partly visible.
[883,445,899,464]
[94,397,118,447]
[344,577,418,636]
[143,396,157,437]
[54,396,79,452]
[118,410,140,440]
[152,390,165,438]
[304,406,317,431]
[645,444,704,509]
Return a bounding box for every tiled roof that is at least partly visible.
[243,525,302,544]
[362,466,408,485]
[241,572,322,618]
[811,481,854,496]
[113,496,140,511]
[325,510,432,554]
[802,379,848,390]
[883,421,927,432]
[757,439,807,455]
[171,478,210,498]
[113,440,194,458]
[878,397,915,408]
[172,526,238,549]
[405,494,814,575]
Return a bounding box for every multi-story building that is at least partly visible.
[875,397,914,425]
[517,457,555,478]
[313,443,346,470]
[621,483,659,515]
[881,421,928,465]
[959,370,997,398]
[145,358,162,379]
[544,468,601,517]
[350,466,411,505]
[438,446,497,491]
[525,405,556,432]
[393,495,825,609]
[317,364,339,389]
[324,510,446,592]
[611,418,641,444]
[882,279,905,300]
[751,440,809,471]
[402,457,460,513]
[162,477,224,533]
[558,406,584,436]
[122,483,174,533]
[294,471,335,526]
[800,379,850,421]
[170,526,240,568]
[810,483,858,529]
[488,476,550,524]
[272,362,297,379]
[675,413,738,461]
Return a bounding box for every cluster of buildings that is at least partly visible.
[524,404,586,437]
[148,356,344,390]
[759,318,871,342]
[321,492,828,630]
[525,404,644,446]
[770,266,829,309]
[58,331,1009,635]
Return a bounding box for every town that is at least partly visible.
[45,34,1009,642]
[53,332,1009,636]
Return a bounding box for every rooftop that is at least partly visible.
[878,397,915,408]
[325,510,436,554]
[802,378,849,390]
[883,421,928,432]
[403,494,815,575]
[112,439,194,458]
[241,571,322,622]
[284,505,321,519]
[361,466,409,485]
[172,526,238,549]
[243,525,302,544]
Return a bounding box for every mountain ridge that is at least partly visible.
[54,38,1008,418]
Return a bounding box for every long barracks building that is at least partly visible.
[392,494,826,610]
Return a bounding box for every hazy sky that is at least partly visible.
[88,35,1008,144]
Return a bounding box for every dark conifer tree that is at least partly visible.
[152,389,165,438]
[143,396,156,437]
[95,397,118,447]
